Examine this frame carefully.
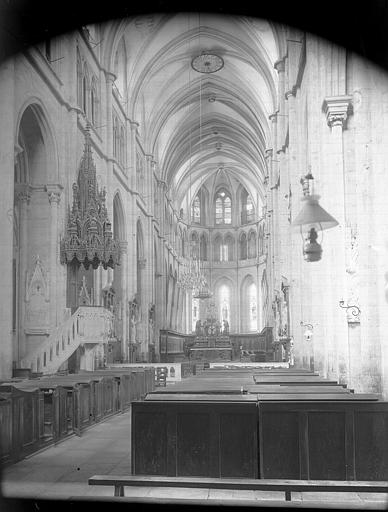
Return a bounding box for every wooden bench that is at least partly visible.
[88,475,388,501]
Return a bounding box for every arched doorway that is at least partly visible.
[14,104,56,366]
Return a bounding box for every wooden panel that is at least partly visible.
[261,410,300,478]
[177,412,211,477]
[220,413,256,477]
[133,411,167,475]
[308,412,346,480]
[0,396,12,463]
[22,396,34,446]
[354,410,388,480]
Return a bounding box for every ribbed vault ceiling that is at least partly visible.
[104,13,284,211]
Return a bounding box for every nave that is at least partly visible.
[1,366,388,509]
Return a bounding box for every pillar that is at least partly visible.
[0,60,15,378]
[322,95,352,383]
[15,184,31,362]
[46,184,63,327]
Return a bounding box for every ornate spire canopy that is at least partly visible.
[60,126,120,270]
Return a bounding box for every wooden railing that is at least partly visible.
[20,306,114,374]
[0,368,154,465]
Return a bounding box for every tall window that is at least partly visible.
[248,283,257,331]
[190,232,199,258]
[215,190,232,224]
[241,188,255,224]
[191,195,201,224]
[219,284,231,327]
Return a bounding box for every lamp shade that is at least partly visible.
[292,195,339,231]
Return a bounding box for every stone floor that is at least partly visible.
[1,410,387,509]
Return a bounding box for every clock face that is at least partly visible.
[191,53,224,73]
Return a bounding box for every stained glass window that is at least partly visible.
[191,195,201,224]
[215,190,232,224]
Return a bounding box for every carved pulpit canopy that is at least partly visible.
[60,125,120,270]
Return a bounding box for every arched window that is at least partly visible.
[240,232,247,260]
[200,233,207,261]
[191,195,201,224]
[113,38,127,99]
[215,189,232,225]
[190,231,199,258]
[248,283,257,331]
[241,188,255,224]
[248,230,257,258]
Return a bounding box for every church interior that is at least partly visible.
[0,6,388,509]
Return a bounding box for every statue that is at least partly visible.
[222,301,228,320]
[215,321,221,336]
[223,319,229,335]
[195,319,202,336]
[149,303,155,343]
[129,296,140,343]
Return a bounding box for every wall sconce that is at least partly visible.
[292,173,339,262]
[339,300,361,317]
[300,321,313,341]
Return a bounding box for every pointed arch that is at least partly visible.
[239,231,247,260]
[213,233,222,262]
[200,232,208,261]
[113,192,126,242]
[248,229,257,258]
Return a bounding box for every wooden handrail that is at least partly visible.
[88,475,388,501]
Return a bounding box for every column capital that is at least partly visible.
[322,95,353,128]
[285,89,295,100]
[104,71,117,83]
[45,184,63,204]
[274,56,286,73]
[130,120,140,131]
[14,143,24,157]
[268,111,278,123]
[265,148,273,159]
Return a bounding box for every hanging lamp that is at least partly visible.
[292,173,338,262]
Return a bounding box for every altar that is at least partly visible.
[190,316,232,362]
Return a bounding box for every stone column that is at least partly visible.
[322,95,352,383]
[15,184,32,362]
[120,241,128,360]
[46,184,63,327]
[0,59,15,379]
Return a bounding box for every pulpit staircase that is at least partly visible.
[19,306,115,374]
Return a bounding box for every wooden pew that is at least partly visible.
[88,474,388,501]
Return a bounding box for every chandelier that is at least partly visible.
[178,244,212,299]
[60,125,120,270]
